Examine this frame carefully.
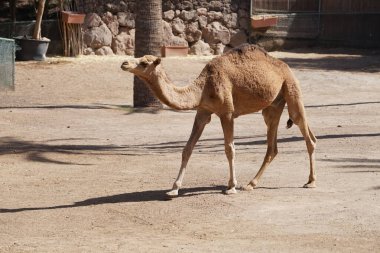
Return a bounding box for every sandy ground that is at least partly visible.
[0,49,379,252]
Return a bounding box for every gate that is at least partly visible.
[251,0,380,47]
[0,37,15,90]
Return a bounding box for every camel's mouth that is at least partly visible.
[121,59,139,72]
[121,61,132,71]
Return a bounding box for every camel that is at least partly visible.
[121,44,317,197]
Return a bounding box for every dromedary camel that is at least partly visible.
[121,44,317,197]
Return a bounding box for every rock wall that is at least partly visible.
[81,0,251,56]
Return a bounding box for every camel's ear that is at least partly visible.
[153,57,161,66]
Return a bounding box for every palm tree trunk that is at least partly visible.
[133,0,163,108]
[33,0,46,40]
[10,0,16,36]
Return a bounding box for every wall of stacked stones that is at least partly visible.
[81,0,251,56]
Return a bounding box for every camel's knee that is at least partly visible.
[224,143,235,160]
[265,146,278,162]
[309,127,317,144]
[306,140,316,155]
[305,128,317,153]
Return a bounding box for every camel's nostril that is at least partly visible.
[121,62,129,69]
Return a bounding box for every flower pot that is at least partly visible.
[251,15,278,29]
[61,11,86,24]
[161,46,188,57]
[14,36,50,61]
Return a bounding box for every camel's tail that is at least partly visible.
[286,118,293,129]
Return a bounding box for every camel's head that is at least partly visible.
[121,55,162,78]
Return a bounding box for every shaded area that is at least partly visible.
[0,186,225,213]
[305,101,380,109]
[0,104,194,115]
[322,157,380,171]
[26,152,93,166]
[235,133,380,146]
[0,105,113,110]
[281,55,380,73]
[113,104,189,115]
[322,158,380,164]
[343,170,378,173]
[1,133,379,165]
[1,100,379,112]
[0,137,134,165]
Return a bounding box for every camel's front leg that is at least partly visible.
[166,110,212,197]
[220,114,237,195]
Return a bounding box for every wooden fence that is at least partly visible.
[251,0,380,47]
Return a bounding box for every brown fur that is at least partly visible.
[121,44,317,196]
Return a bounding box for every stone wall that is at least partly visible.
[81,0,251,56]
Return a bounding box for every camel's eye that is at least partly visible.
[140,61,149,67]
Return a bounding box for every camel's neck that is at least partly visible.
[143,67,204,110]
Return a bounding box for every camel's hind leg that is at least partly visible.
[286,98,317,188]
[244,100,285,190]
[166,109,212,197]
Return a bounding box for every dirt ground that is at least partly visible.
[0,49,379,252]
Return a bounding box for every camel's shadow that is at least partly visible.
[0,186,226,213]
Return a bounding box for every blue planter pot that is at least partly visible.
[14,36,50,61]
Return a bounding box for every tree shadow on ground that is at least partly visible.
[0,105,113,110]
[0,137,133,165]
[0,104,195,115]
[0,132,379,165]
[235,133,380,146]
[2,100,379,111]
[305,101,380,109]
[0,185,225,213]
[321,157,380,171]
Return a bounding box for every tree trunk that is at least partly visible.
[10,0,16,22]
[133,0,163,108]
[33,0,46,40]
[10,0,16,36]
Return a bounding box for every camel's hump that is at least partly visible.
[226,43,268,56]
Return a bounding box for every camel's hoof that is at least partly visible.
[303,181,316,188]
[165,189,179,198]
[224,187,237,195]
[241,184,254,191]
[242,180,258,191]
